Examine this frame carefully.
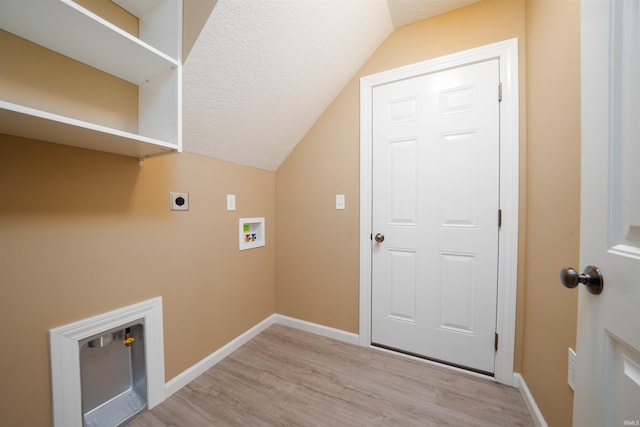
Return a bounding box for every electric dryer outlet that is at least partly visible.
[170,192,189,211]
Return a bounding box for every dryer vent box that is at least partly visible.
[79,321,147,426]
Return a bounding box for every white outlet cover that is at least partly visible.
[170,192,189,211]
[336,194,345,210]
[568,347,576,391]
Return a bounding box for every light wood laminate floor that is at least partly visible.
[126,324,533,426]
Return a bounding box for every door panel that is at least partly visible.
[611,339,640,425]
[371,59,500,374]
[387,249,418,322]
[439,252,477,334]
[441,131,479,227]
[575,1,640,424]
[388,138,418,225]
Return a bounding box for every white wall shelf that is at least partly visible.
[0,101,177,158]
[0,0,177,85]
[0,0,182,158]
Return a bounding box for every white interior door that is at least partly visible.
[574,1,640,425]
[371,59,500,374]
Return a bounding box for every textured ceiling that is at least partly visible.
[182,0,482,171]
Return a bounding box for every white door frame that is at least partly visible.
[359,38,519,386]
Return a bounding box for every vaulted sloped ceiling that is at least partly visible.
[182,0,482,171]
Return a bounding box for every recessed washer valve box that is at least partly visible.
[239,217,265,250]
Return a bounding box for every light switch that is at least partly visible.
[336,194,345,210]
[227,194,236,211]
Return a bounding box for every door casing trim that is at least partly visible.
[359,38,519,386]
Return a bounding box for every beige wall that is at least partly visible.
[276,0,580,425]
[523,1,581,426]
[0,29,275,426]
[276,0,526,353]
[0,138,276,426]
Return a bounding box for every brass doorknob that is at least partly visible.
[560,265,604,295]
[374,233,385,243]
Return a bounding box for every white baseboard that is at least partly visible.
[164,315,276,398]
[164,314,359,398]
[513,373,548,427]
[274,314,360,345]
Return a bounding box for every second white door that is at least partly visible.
[371,59,501,374]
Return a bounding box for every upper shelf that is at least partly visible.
[112,0,163,20]
[0,0,178,85]
[0,101,178,158]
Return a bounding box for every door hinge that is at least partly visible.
[495,333,499,351]
[498,82,503,102]
[498,209,502,228]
